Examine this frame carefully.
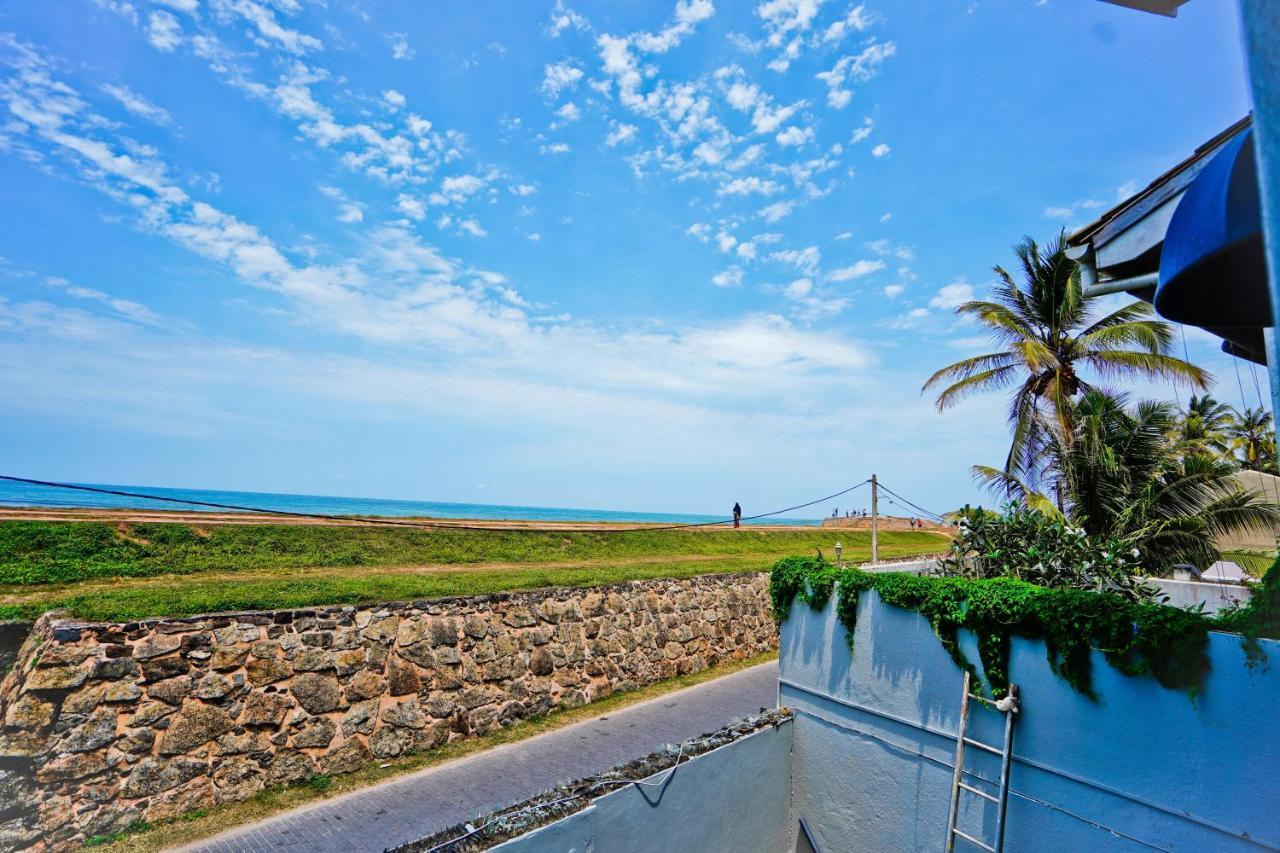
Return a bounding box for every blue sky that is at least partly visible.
[0,0,1261,516]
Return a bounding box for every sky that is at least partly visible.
[0,0,1263,517]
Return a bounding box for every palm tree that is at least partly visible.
[978,390,1279,572]
[1176,394,1236,461]
[923,233,1211,493]
[1229,406,1278,472]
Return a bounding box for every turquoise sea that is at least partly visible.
[0,479,820,526]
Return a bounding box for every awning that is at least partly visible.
[1155,127,1271,329]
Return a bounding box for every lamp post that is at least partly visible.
[835,542,842,566]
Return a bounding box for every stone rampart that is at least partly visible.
[0,573,775,850]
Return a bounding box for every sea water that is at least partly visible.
[0,479,819,526]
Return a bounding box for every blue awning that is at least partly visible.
[1155,127,1270,329]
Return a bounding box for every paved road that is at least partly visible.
[184,661,779,853]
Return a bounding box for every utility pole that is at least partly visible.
[870,473,879,565]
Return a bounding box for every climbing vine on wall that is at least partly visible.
[769,556,1215,700]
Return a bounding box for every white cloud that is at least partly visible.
[540,142,571,155]
[214,0,321,55]
[153,0,199,11]
[883,284,904,298]
[555,102,581,123]
[458,218,488,237]
[396,194,426,220]
[43,275,160,325]
[817,40,895,109]
[605,122,637,146]
[100,83,172,125]
[756,0,823,70]
[718,176,781,196]
[758,201,794,223]
[850,117,874,143]
[383,89,407,110]
[527,232,542,241]
[930,281,975,309]
[716,230,737,253]
[509,183,537,197]
[147,10,183,51]
[541,61,584,98]
[823,5,872,43]
[428,173,488,205]
[712,266,743,287]
[632,0,716,53]
[834,231,853,240]
[871,143,890,157]
[776,125,813,147]
[337,203,364,223]
[769,246,820,276]
[736,241,757,261]
[785,277,812,298]
[548,0,590,37]
[829,259,885,281]
[686,222,711,242]
[389,33,414,61]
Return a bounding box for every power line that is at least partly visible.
[0,474,869,535]
[876,481,946,523]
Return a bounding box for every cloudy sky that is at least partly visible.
[0,0,1261,516]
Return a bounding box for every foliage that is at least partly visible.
[1175,394,1235,461]
[1217,556,1280,662]
[922,232,1208,494]
[1228,406,1278,473]
[976,390,1280,574]
[939,503,1157,602]
[769,556,1216,701]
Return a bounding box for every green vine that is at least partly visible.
[769,556,1215,700]
[1217,555,1280,667]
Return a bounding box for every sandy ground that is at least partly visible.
[0,505,827,531]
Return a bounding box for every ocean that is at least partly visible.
[0,479,821,526]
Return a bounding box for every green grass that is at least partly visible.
[0,521,948,622]
[0,521,941,585]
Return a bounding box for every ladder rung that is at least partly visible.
[958,782,998,803]
[962,737,1002,755]
[952,828,996,852]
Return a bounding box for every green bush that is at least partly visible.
[939,503,1158,603]
[770,556,1212,700]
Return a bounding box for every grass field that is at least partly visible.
[0,521,949,622]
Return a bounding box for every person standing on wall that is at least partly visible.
[733,502,742,529]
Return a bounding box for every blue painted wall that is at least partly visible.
[780,588,1280,852]
[491,722,794,853]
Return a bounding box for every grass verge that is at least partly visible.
[0,521,944,586]
[92,650,779,852]
[0,534,947,622]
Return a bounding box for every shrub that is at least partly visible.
[938,503,1159,603]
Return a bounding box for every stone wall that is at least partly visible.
[0,573,774,850]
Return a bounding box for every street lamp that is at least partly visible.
[835,542,842,566]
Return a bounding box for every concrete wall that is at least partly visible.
[1149,576,1253,613]
[779,588,1280,852]
[490,723,793,853]
[0,573,776,850]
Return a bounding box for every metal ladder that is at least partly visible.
[944,671,1019,853]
